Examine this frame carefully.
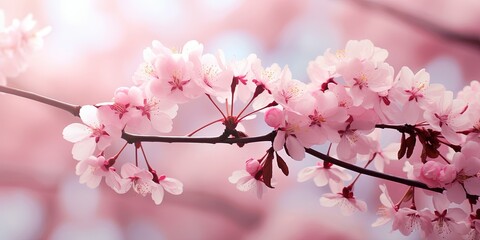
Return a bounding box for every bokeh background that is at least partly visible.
[1,0,479,239]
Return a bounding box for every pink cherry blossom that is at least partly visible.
[119,163,183,205]
[425,194,469,239]
[466,210,480,240]
[446,141,480,203]
[228,158,268,199]
[0,11,50,85]
[423,90,469,145]
[250,60,282,110]
[271,66,312,111]
[297,161,352,187]
[226,53,258,104]
[139,40,206,104]
[358,131,399,172]
[119,163,155,195]
[389,67,444,124]
[372,184,397,227]
[392,207,433,238]
[307,56,336,89]
[336,59,394,107]
[132,40,201,88]
[75,155,122,192]
[294,90,348,146]
[191,52,233,99]
[335,111,377,161]
[457,80,480,103]
[264,108,284,129]
[63,105,121,160]
[328,83,354,110]
[149,174,184,205]
[124,86,178,134]
[272,111,310,160]
[95,87,135,130]
[148,54,203,103]
[319,181,367,216]
[462,102,480,140]
[251,59,282,92]
[413,161,457,188]
[343,39,388,65]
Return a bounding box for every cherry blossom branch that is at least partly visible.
[0,84,444,193]
[375,123,415,134]
[0,85,80,117]
[121,130,277,145]
[304,148,443,193]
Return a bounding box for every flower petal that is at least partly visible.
[161,177,183,195]
[79,105,100,127]
[63,123,92,143]
[151,186,165,205]
[72,138,96,160]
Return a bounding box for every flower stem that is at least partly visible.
[187,119,223,137]
[206,94,226,120]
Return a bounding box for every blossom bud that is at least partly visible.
[245,158,260,176]
[416,161,456,188]
[264,108,284,128]
[113,87,131,105]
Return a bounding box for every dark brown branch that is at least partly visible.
[375,124,415,134]
[122,130,276,145]
[305,148,443,193]
[0,85,80,117]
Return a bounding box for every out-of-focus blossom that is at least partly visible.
[372,184,397,227]
[0,10,50,85]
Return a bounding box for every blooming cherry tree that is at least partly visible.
[2,9,480,239]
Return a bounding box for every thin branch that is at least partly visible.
[305,148,443,193]
[206,94,227,119]
[375,124,415,134]
[187,119,223,137]
[122,130,276,145]
[0,85,81,116]
[348,0,480,51]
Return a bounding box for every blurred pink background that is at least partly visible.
[1,1,479,239]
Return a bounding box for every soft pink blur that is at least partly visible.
[0,1,478,239]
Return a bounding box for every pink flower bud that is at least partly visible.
[416,161,456,188]
[264,108,284,128]
[113,87,131,105]
[245,158,260,176]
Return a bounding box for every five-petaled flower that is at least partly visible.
[63,105,121,160]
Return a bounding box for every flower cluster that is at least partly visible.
[58,38,480,238]
[0,10,50,85]
[2,10,480,238]
[271,40,480,239]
